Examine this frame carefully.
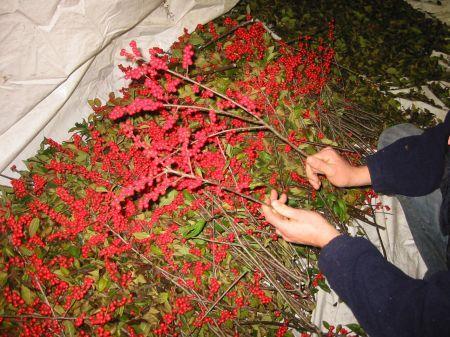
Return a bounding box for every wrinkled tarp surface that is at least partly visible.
[0,0,238,182]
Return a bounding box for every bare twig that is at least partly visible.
[199,271,248,321]
[164,168,268,206]
[0,314,76,321]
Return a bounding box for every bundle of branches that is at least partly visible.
[0,16,376,337]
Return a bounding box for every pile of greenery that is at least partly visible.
[233,0,449,128]
[0,14,374,337]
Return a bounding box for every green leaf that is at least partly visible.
[189,32,205,46]
[142,310,159,324]
[183,190,194,204]
[134,274,146,284]
[5,246,14,257]
[75,151,88,163]
[172,48,182,59]
[20,285,34,305]
[67,246,81,258]
[20,246,33,256]
[158,292,169,304]
[386,67,398,75]
[346,323,366,336]
[182,219,207,239]
[60,267,70,277]
[249,181,265,190]
[95,186,108,193]
[139,322,152,335]
[173,244,190,256]
[151,245,163,256]
[89,269,100,281]
[0,271,8,286]
[318,279,331,293]
[133,232,151,240]
[258,151,272,163]
[194,166,203,178]
[64,321,76,337]
[98,277,109,292]
[29,218,40,237]
[54,305,65,315]
[159,189,178,206]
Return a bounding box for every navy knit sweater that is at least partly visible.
[319,236,450,337]
[318,115,450,337]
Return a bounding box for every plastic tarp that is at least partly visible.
[0,0,238,183]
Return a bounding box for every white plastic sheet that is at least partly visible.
[0,0,238,182]
[406,0,450,25]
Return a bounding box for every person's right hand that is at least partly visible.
[305,147,371,189]
[262,190,339,248]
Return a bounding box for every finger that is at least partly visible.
[275,229,290,242]
[279,193,287,204]
[262,205,290,228]
[271,200,300,219]
[314,147,341,164]
[321,146,334,152]
[305,161,321,189]
[306,156,334,177]
[270,189,278,202]
[262,195,272,213]
[317,146,335,156]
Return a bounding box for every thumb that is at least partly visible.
[307,156,333,176]
[271,200,299,219]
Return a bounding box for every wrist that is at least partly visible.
[349,165,371,187]
[317,226,340,248]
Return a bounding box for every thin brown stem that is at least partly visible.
[200,271,248,321]
[198,20,254,51]
[207,126,268,138]
[162,104,262,125]
[165,70,307,157]
[0,314,76,321]
[194,63,237,77]
[164,168,267,206]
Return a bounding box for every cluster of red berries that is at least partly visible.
[0,17,345,337]
[11,178,27,198]
[182,44,194,69]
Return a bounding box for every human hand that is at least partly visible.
[261,190,339,248]
[305,147,371,189]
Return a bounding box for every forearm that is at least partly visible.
[319,235,427,337]
[366,117,449,196]
[349,165,371,187]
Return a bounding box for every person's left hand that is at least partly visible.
[261,190,340,248]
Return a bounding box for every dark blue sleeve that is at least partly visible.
[319,235,450,337]
[366,114,450,196]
